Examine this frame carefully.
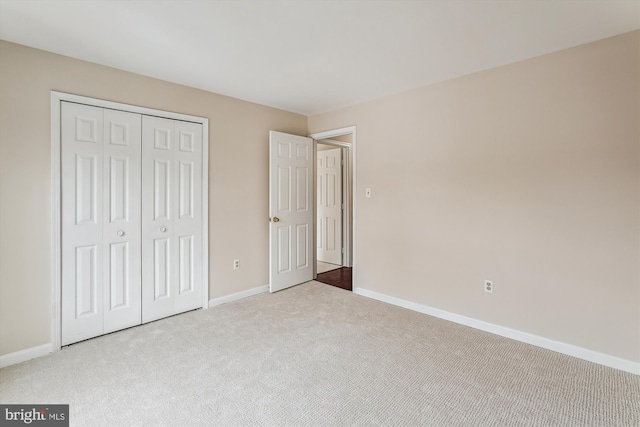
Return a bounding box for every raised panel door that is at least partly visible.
[142,116,177,322]
[317,148,342,265]
[269,131,313,292]
[173,120,202,313]
[103,108,142,333]
[61,102,105,345]
[142,116,202,322]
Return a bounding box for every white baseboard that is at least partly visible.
[208,285,269,308]
[0,343,53,369]
[354,287,640,376]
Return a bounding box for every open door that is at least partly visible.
[317,147,342,265]
[269,131,314,292]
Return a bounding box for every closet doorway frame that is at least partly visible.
[50,91,209,352]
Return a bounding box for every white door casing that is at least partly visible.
[269,131,314,292]
[317,148,342,265]
[142,116,203,322]
[61,102,142,345]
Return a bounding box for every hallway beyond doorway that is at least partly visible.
[316,267,352,291]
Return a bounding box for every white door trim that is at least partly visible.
[51,91,209,352]
[309,126,356,291]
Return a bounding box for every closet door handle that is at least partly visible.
[117,230,125,237]
[160,226,167,233]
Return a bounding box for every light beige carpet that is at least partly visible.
[1,281,638,426]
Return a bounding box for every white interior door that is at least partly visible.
[61,102,142,345]
[317,148,342,265]
[103,109,142,333]
[269,131,313,292]
[61,103,104,345]
[142,116,203,322]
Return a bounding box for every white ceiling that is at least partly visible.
[1,0,638,115]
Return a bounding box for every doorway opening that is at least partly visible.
[310,128,356,292]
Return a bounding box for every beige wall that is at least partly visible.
[309,31,640,362]
[0,41,307,356]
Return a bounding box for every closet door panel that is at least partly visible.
[142,116,179,322]
[103,109,142,333]
[142,117,203,321]
[174,120,203,312]
[61,102,105,345]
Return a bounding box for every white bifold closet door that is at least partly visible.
[61,102,142,345]
[61,102,203,345]
[141,116,203,323]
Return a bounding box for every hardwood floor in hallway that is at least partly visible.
[316,267,352,291]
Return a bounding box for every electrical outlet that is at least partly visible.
[233,259,240,270]
[484,280,493,294]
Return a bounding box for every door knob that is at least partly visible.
[117,230,125,237]
[160,226,167,232]
[272,217,280,223]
